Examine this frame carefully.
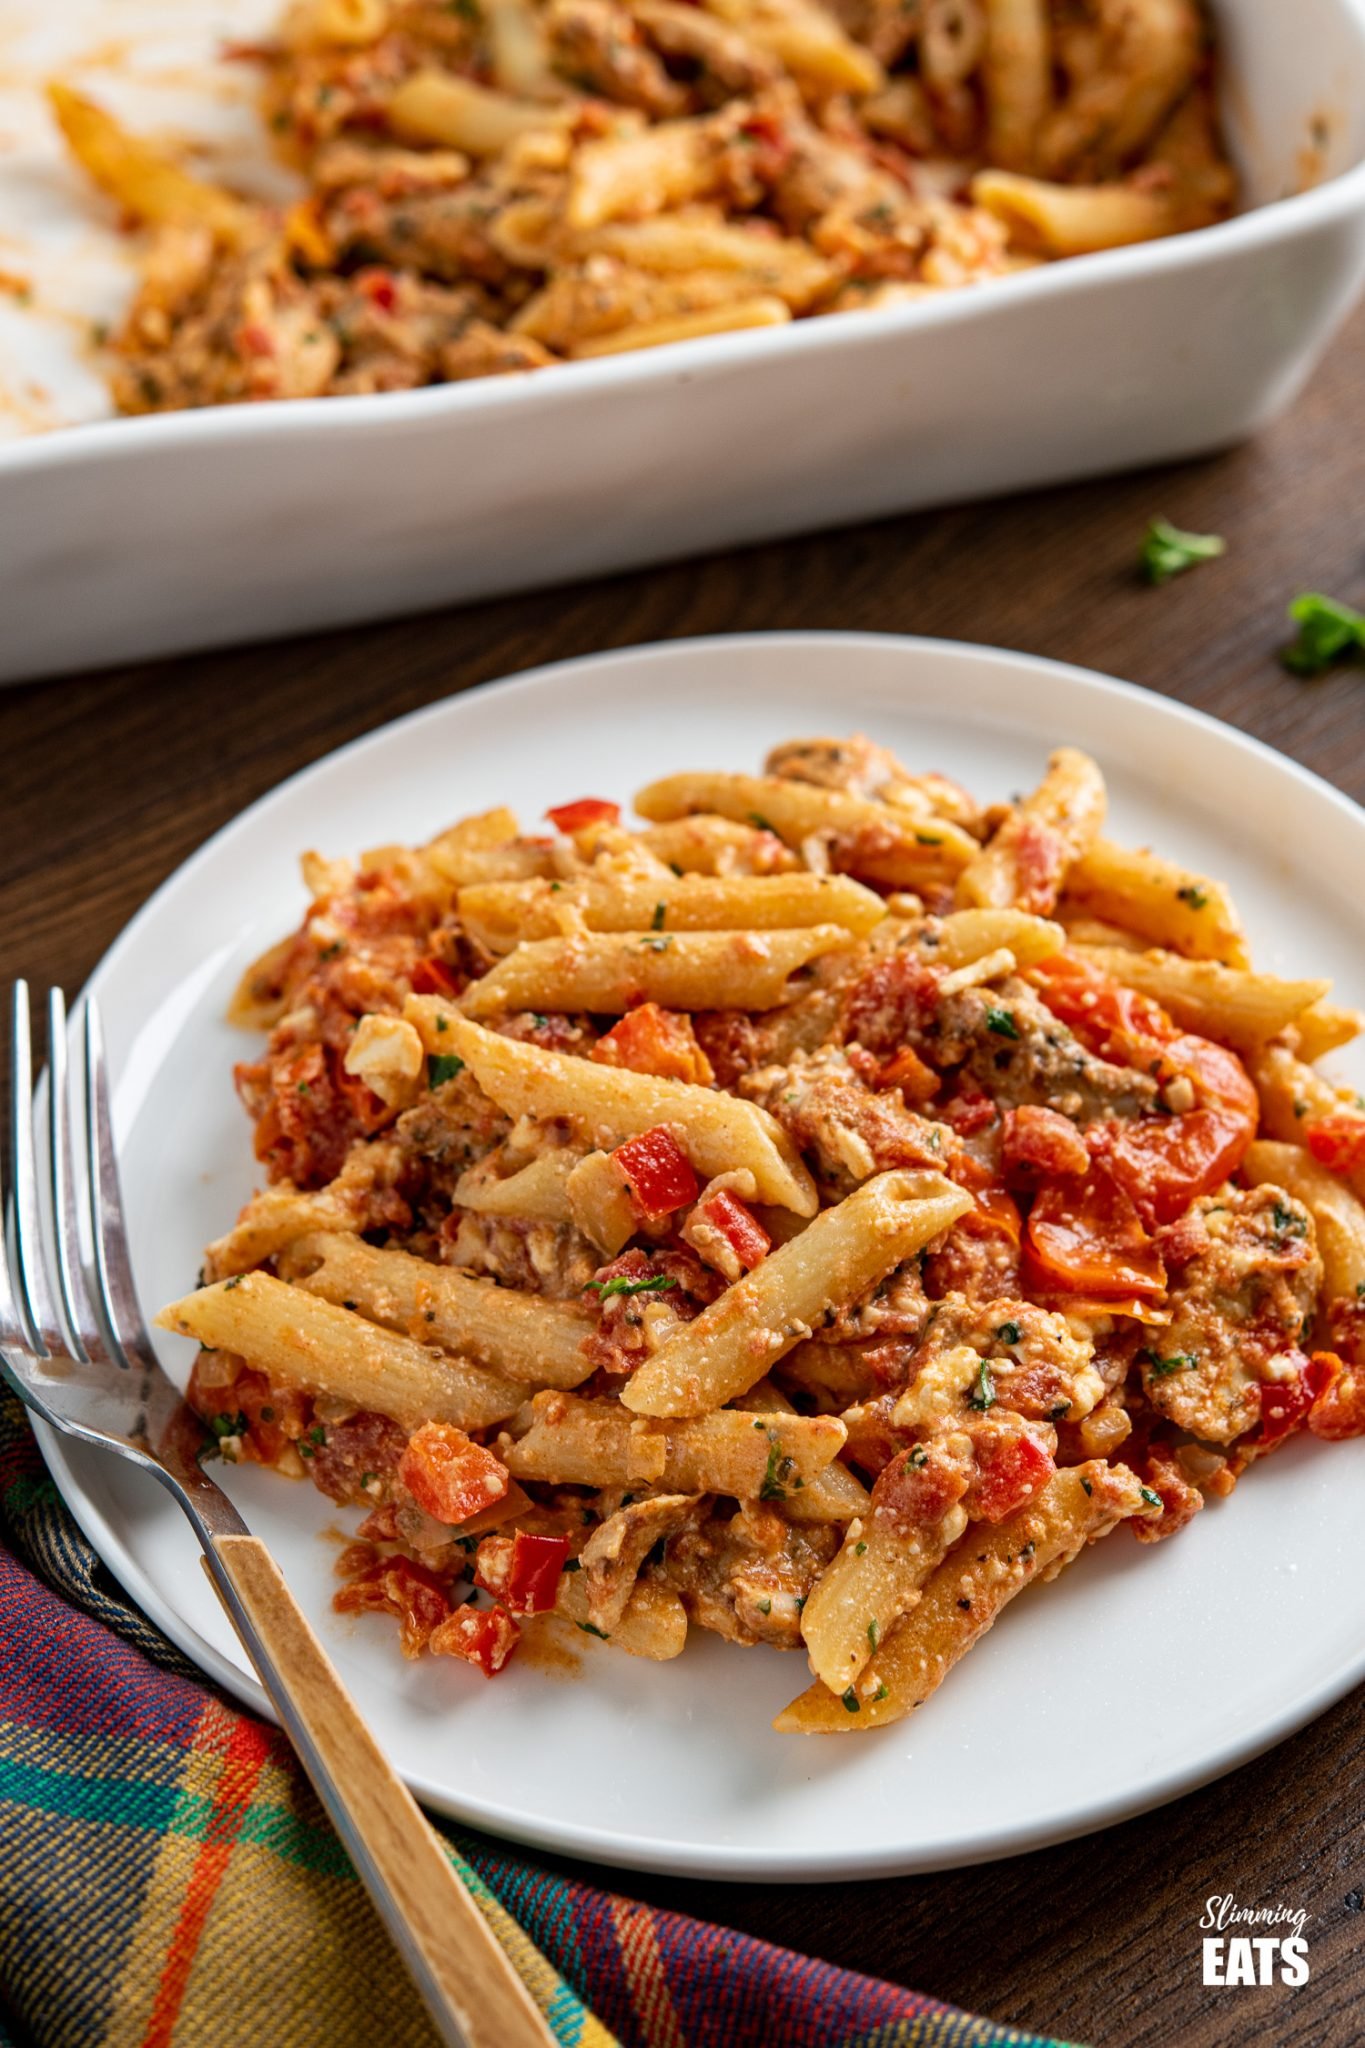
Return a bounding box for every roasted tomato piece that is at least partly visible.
[333,1557,451,1658]
[429,1602,520,1675]
[875,1046,940,1102]
[411,953,463,997]
[474,1530,569,1615]
[591,1003,713,1084]
[871,1439,972,1529]
[1307,1352,1365,1439]
[698,1188,770,1271]
[1001,1104,1088,1181]
[398,1423,510,1525]
[610,1124,699,1222]
[1025,1170,1167,1300]
[964,1422,1055,1522]
[545,797,620,834]
[1305,1113,1365,1175]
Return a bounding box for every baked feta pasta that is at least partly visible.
[51,0,1234,408]
[157,736,1365,1730]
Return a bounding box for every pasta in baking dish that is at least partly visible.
[51,0,1235,408]
[157,736,1365,1732]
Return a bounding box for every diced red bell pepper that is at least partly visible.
[430,1602,520,1676]
[398,1422,509,1525]
[591,1003,712,1084]
[1305,1113,1365,1175]
[359,268,398,312]
[1252,1351,1317,1447]
[545,797,620,834]
[966,1424,1055,1522]
[698,1188,770,1271]
[411,954,462,997]
[610,1125,699,1222]
[475,1530,569,1615]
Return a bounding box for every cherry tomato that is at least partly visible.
[1024,1169,1167,1300]
[545,798,620,834]
[1305,1112,1365,1175]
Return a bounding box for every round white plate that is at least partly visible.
[36,632,1365,1881]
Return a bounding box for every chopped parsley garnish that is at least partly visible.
[319,939,346,961]
[867,1619,879,1650]
[1139,1349,1198,1377]
[1281,591,1365,676]
[985,1007,1019,1041]
[1140,518,1226,585]
[1272,1201,1308,1239]
[640,934,672,952]
[914,832,943,847]
[966,1359,996,1412]
[1080,1477,1093,1496]
[758,1598,772,1616]
[748,813,777,832]
[855,1540,868,1556]
[530,1013,549,1029]
[995,1321,1021,1345]
[586,1273,678,1299]
[908,1444,928,1468]
[872,1682,889,1703]
[651,902,667,931]
[428,1053,465,1087]
[359,1472,375,1488]
[222,1275,242,1291]
[298,1423,327,1460]
[210,1412,247,1440]
[1140,1486,1164,1510]
[759,1431,797,1502]
[577,1621,609,1639]
[841,1687,861,1714]
[1175,884,1209,911]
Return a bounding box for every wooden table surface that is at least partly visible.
[5,301,1365,2048]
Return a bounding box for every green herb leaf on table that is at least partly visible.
[1280,592,1365,677]
[1139,518,1226,586]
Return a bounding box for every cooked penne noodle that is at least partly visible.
[799,1503,968,1694]
[567,118,720,230]
[972,170,1177,255]
[288,1233,597,1387]
[1291,1003,1365,1062]
[454,1147,580,1221]
[500,1391,846,1493]
[406,1004,818,1213]
[741,1378,871,1524]
[637,815,797,875]
[570,297,790,355]
[205,1142,400,1277]
[461,924,850,1015]
[955,746,1105,914]
[458,870,884,952]
[981,0,1051,169]
[1062,838,1249,967]
[157,1274,525,1432]
[47,85,249,240]
[1074,945,1330,1052]
[620,1171,972,1418]
[775,1462,1146,1731]
[388,70,573,155]
[634,771,978,883]
[931,908,1065,969]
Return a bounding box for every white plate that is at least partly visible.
[5,0,1365,683]
[36,633,1365,1881]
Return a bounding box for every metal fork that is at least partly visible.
[0,983,555,2048]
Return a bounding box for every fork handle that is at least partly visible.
[203,1534,555,2048]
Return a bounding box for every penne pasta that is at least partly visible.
[461,924,850,1015]
[620,1171,972,1418]
[388,70,573,155]
[47,85,248,240]
[741,1378,871,1524]
[1062,838,1249,967]
[405,1004,819,1213]
[775,1462,1146,1731]
[634,771,978,884]
[157,1274,526,1432]
[458,870,884,952]
[930,908,1065,969]
[500,1391,846,1493]
[288,1233,597,1388]
[551,1568,688,1658]
[981,0,1051,170]
[1242,1142,1365,1313]
[955,746,1105,914]
[454,1147,580,1221]
[799,1503,968,1694]
[972,170,1177,255]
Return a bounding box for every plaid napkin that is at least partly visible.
[0,1387,1079,2048]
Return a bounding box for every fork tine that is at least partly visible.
[47,988,100,1366]
[10,982,60,1359]
[83,996,155,1368]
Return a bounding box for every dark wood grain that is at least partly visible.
[5,300,1365,2048]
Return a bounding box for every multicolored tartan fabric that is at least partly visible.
[0,1387,1079,2048]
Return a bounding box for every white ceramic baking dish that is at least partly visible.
[2,0,1365,684]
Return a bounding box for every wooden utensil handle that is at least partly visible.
[203,1533,555,2048]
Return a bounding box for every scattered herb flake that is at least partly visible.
[1140,1485,1164,1510]
[985,1007,1019,1040]
[586,1273,678,1299]
[841,1687,861,1714]
[967,1359,996,1412]
[577,1621,609,1639]
[651,902,667,931]
[995,1320,1020,1345]
[1140,518,1226,585]
[428,1053,465,1087]
[1176,884,1209,911]
[1281,591,1365,676]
